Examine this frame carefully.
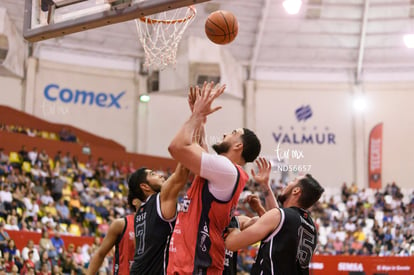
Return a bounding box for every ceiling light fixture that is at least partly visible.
[283,0,302,15]
[403,34,414,48]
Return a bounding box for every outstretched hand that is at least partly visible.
[251,157,272,187]
[192,82,225,118]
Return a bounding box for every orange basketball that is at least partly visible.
[205,10,238,45]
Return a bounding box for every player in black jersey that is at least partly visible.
[223,158,271,275]
[225,174,324,275]
[128,164,189,274]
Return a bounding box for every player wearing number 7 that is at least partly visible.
[225,174,324,275]
[128,164,190,274]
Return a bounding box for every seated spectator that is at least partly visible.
[18,145,30,163]
[51,175,65,202]
[51,265,62,275]
[11,182,26,209]
[59,249,75,274]
[37,150,49,164]
[40,190,54,206]
[0,199,7,220]
[30,163,43,182]
[68,130,77,143]
[0,222,10,251]
[35,250,52,272]
[84,207,98,235]
[51,231,65,254]
[26,128,37,137]
[0,148,8,165]
[97,219,109,237]
[0,184,13,210]
[94,201,109,220]
[24,196,39,223]
[9,265,19,275]
[69,193,81,219]
[44,201,58,218]
[20,258,36,275]
[27,147,38,166]
[3,239,20,258]
[61,152,73,170]
[59,128,77,143]
[72,176,84,194]
[4,215,19,231]
[55,199,71,227]
[22,240,40,263]
[68,223,82,236]
[333,237,344,254]
[14,254,24,272]
[41,212,56,230]
[2,250,14,272]
[37,262,52,275]
[73,246,85,269]
[39,231,57,260]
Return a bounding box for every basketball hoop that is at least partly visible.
[135,6,196,70]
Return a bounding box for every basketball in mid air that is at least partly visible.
[205,10,239,45]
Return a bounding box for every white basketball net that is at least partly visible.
[135,6,196,70]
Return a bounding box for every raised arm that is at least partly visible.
[188,86,208,152]
[86,218,125,275]
[251,158,279,210]
[225,208,281,252]
[168,82,225,175]
[159,163,190,220]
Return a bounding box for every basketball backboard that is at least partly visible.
[23,0,210,43]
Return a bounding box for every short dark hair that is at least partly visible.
[241,128,261,163]
[127,167,148,210]
[296,174,324,209]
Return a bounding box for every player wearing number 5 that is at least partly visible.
[225,174,324,275]
[129,164,189,274]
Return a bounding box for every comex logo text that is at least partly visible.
[44,83,126,109]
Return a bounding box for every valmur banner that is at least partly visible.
[368,123,383,189]
[310,255,413,275]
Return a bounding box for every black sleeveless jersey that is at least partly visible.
[251,207,317,275]
[223,216,240,275]
[130,194,176,275]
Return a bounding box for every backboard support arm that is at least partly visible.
[23,0,211,42]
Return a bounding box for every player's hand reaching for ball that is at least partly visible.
[251,157,272,188]
[192,81,225,119]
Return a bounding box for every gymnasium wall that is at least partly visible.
[252,80,414,190]
[141,92,244,157]
[364,82,414,190]
[24,59,138,152]
[0,75,23,110]
[254,81,355,191]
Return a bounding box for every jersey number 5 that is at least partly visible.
[296,226,315,268]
